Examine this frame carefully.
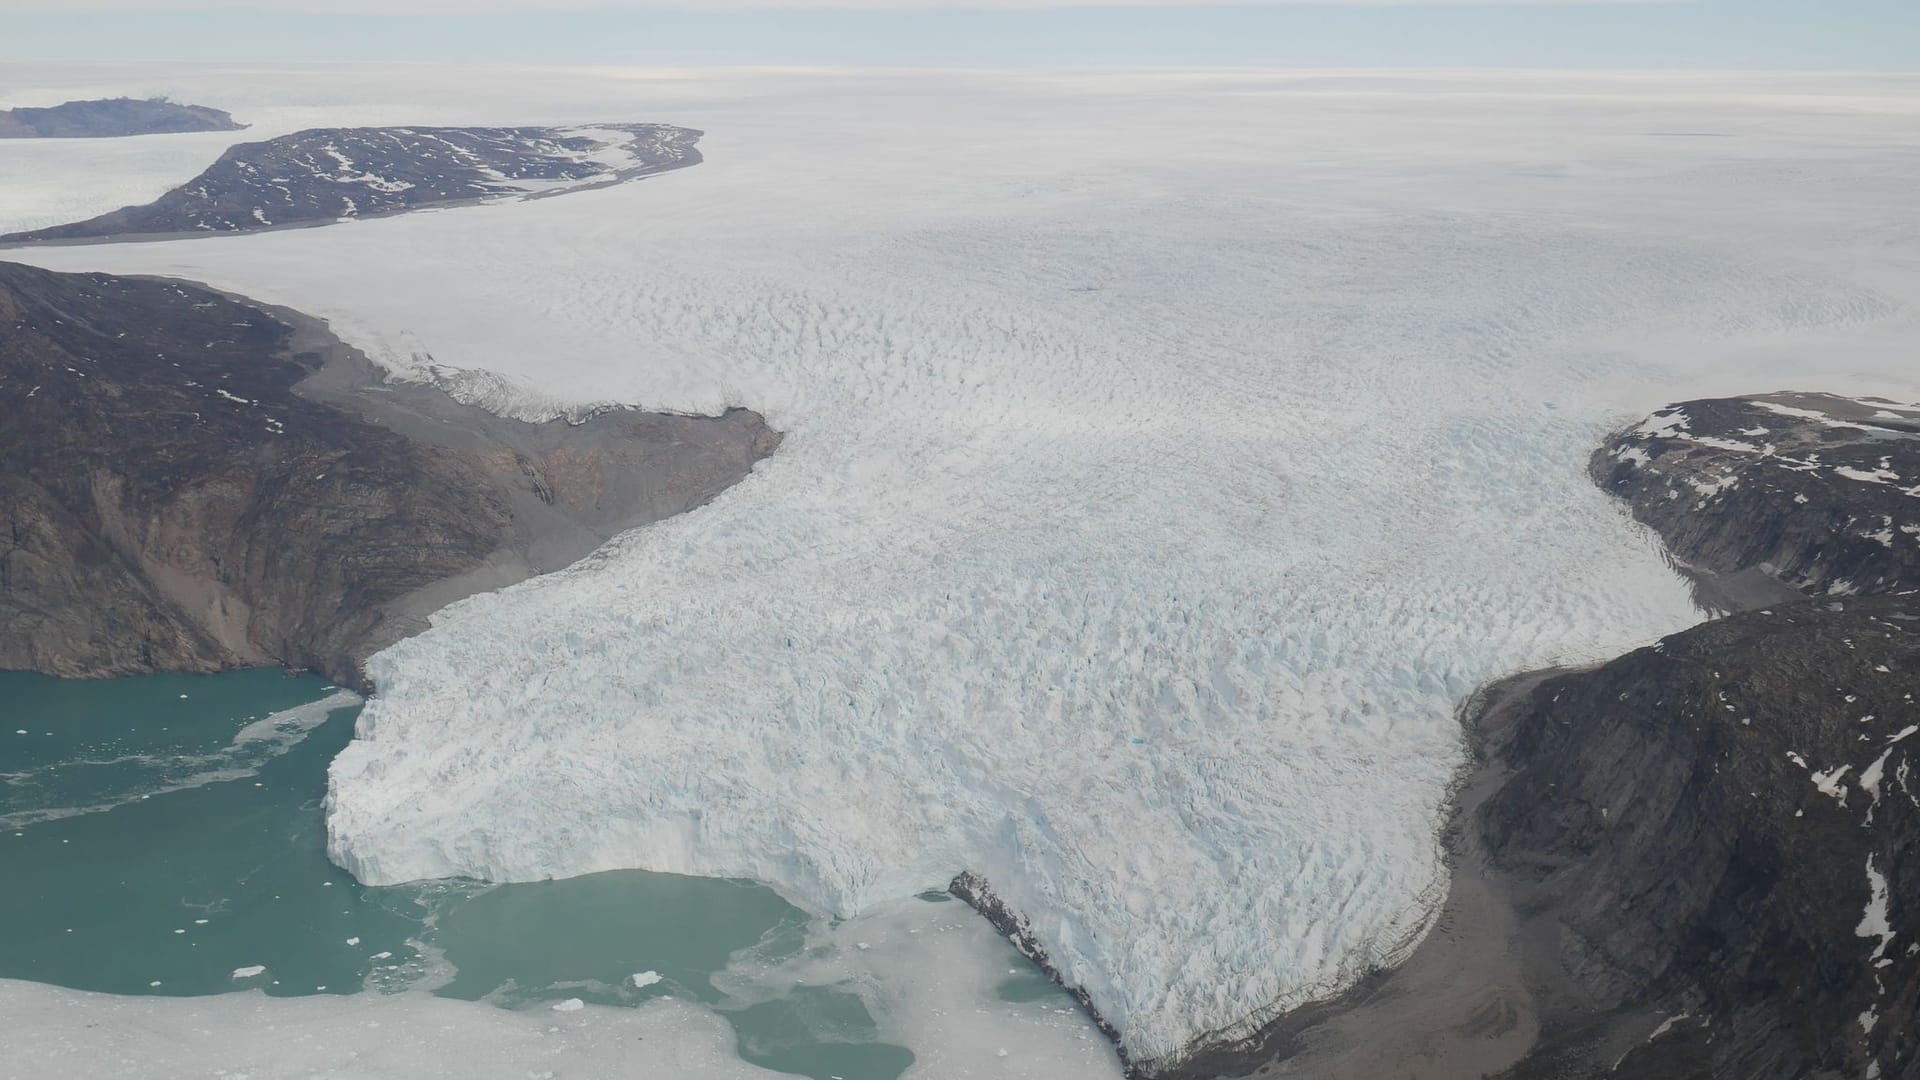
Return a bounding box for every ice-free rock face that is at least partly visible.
[1483,596,1919,1080]
[0,97,243,139]
[0,261,775,688]
[1,124,700,241]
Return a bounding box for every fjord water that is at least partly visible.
[0,669,945,1080]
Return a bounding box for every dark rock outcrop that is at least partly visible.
[0,97,243,139]
[1484,594,1917,1080]
[1,124,701,242]
[0,261,777,690]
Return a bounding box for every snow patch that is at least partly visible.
[1647,1012,1692,1042]
[1812,764,1854,805]
[1635,409,1692,439]
[1837,465,1902,485]
[1857,856,1895,963]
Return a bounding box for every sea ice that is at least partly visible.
[9,65,1920,1068]
[0,978,789,1079]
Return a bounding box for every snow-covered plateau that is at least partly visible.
[7,65,1920,1069]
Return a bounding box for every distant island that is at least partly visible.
[1,123,702,242]
[0,97,244,139]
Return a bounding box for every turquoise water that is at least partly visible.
[0,669,925,1079]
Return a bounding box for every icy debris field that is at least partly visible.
[9,65,1920,1067]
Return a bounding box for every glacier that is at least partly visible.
[10,65,1920,1068]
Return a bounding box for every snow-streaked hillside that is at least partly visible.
[10,66,1920,1068]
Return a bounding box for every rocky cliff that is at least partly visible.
[0,261,776,690]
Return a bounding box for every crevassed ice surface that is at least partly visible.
[12,66,1920,1066]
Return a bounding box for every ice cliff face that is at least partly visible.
[13,70,1920,1069]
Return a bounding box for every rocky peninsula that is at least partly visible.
[0,261,777,691]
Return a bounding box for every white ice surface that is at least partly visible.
[9,65,1920,1067]
[0,978,788,1080]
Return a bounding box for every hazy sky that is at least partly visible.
[2,0,1914,69]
